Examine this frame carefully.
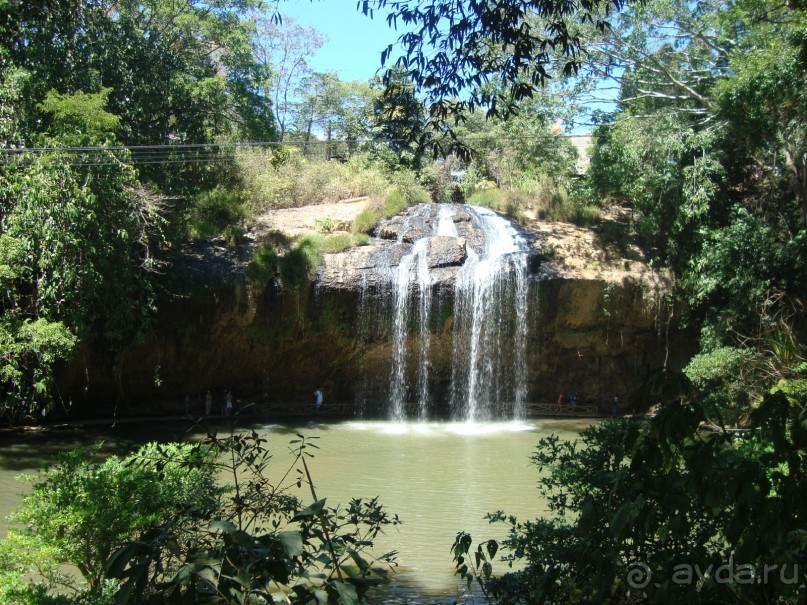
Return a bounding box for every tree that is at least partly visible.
[292,73,376,158]
[362,0,630,124]
[0,87,167,420]
[583,0,805,364]
[450,89,579,187]
[251,12,325,141]
[2,0,276,193]
[370,68,428,167]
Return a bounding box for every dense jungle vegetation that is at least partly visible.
[0,0,806,602]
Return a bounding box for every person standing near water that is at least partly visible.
[313,388,323,413]
[612,395,620,418]
[556,392,563,413]
[204,390,212,416]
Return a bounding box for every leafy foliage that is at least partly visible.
[4,442,218,594]
[0,89,167,419]
[454,394,807,604]
[585,0,806,409]
[3,0,275,192]
[363,0,629,126]
[2,433,399,604]
[186,187,248,240]
[104,432,399,604]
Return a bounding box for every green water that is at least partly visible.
[0,418,594,601]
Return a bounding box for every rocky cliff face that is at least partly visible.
[60,204,691,418]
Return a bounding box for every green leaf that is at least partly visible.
[279,530,304,557]
[333,581,359,605]
[610,501,639,539]
[292,498,327,522]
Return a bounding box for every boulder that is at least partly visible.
[428,236,467,268]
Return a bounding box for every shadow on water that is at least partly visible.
[0,414,350,472]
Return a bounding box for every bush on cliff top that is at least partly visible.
[247,233,366,291]
[352,185,429,234]
[236,149,393,211]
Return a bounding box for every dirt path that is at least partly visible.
[251,197,375,238]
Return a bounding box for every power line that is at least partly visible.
[0,133,592,168]
[0,133,589,155]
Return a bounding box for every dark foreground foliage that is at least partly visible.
[454,390,807,604]
[1,432,398,605]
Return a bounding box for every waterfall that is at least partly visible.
[415,242,431,420]
[389,227,433,420]
[436,204,459,237]
[450,207,529,421]
[384,204,530,422]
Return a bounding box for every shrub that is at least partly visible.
[236,150,398,211]
[316,216,337,233]
[453,394,807,604]
[467,189,529,224]
[186,187,246,240]
[319,233,355,254]
[569,204,602,226]
[390,170,431,205]
[247,245,280,285]
[352,207,383,235]
[468,178,601,227]
[2,443,218,594]
[221,224,245,245]
[421,154,465,202]
[105,433,399,604]
[382,189,408,216]
[2,434,400,604]
[248,234,361,293]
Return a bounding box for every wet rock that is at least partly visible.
[454,219,485,255]
[428,236,467,268]
[378,219,402,240]
[377,206,434,242]
[401,218,432,243]
[452,206,473,222]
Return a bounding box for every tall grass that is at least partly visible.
[236,149,393,212]
[186,187,247,240]
[467,174,601,227]
[351,185,429,234]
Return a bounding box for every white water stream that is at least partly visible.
[387,205,530,421]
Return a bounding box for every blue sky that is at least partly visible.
[278,0,404,83]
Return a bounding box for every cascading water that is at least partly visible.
[450,206,529,421]
[385,204,530,422]
[389,237,430,421]
[436,204,459,237]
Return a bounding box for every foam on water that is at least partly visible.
[344,420,539,437]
